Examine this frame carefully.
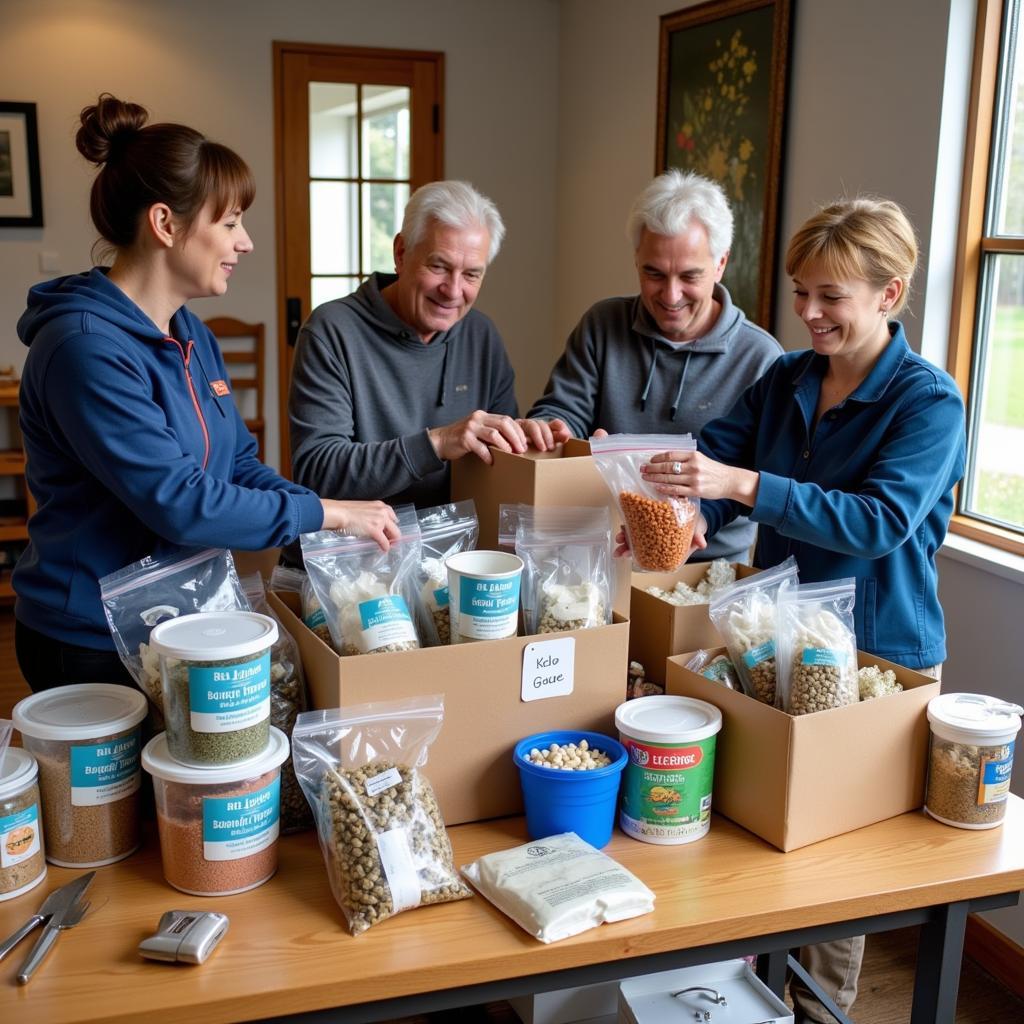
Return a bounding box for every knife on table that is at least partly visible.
[10,871,95,984]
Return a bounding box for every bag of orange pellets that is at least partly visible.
[589,433,700,573]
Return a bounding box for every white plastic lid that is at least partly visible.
[615,694,722,744]
[149,611,278,662]
[0,747,39,800]
[927,693,1023,745]
[142,726,290,784]
[12,683,148,741]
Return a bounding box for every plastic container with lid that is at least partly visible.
[149,611,278,767]
[142,726,290,896]
[925,693,1022,830]
[12,683,148,867]
[615,695,722,845]
[0,747,47,901]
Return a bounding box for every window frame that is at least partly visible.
[948,0,1024,557]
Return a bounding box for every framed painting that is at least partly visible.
[657,0,792,329]
[0,102,44,228]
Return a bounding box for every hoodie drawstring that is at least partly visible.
[670,352,692,422]
[640,338,659,410]
[437,339,450,407]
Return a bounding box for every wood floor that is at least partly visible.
[1,609,1022,1023]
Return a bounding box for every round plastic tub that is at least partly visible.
[513,730,627,848]
[925,693,1022,829]
[615,695,722,845]
[0,747,47,901]
[13,683,148,867]
[142,726,290,896]
[149,611,277,767]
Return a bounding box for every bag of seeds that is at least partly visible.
[514,506,613,634]
[292,695,472,935]
[240,572,313,833]
[776,578,859,716]
[415,500,479,646]
[299,505,428,657]
[269,565,336,651]
[707,556,798,705]
[589,433,700,573]
[684,649,741,691]
[100,547,249,714]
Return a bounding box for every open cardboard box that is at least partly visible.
[629,562,760,686]
[666,647,939,851]
[269,590,629,827]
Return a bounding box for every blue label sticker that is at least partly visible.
[433,586,449,609]
[358,595,412,630]
[189,653,271,734]
[0,803,38,834]
[801,647,847,667]
[202,776,280,861]
[1,802,41,867]
[70,729,142,806]
[304,607,327,629]
[742,640,775,668]
[459,576,520,618]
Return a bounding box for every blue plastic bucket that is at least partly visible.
[513,730,628,848]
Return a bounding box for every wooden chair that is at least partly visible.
[204,317,266,460]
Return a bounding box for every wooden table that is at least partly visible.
[2,797,1023,1024]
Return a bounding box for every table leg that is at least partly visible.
[910,900,969,1024]
[755,947,789,998]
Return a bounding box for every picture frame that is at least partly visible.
[0,102,44,228]
[656,0,792,330]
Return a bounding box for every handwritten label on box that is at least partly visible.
[521,637,575,702]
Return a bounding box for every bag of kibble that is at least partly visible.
[100,547,249,715]
[415,500,479,646]
[300,505,428,657]
[514,506,613,634]
[292,695,472,935]
[775,579,859,716]
[707,556,798,705]
[589,433,699,573]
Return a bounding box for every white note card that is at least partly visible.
[521,636,575,702]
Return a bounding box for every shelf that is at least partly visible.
[0,449,26,475]
[0,525,28,542]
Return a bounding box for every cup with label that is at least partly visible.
[445,551,524,644]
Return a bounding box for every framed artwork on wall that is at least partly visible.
[0,102,44,228]
[656,0,792,330]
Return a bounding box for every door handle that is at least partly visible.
[286,297,302,347]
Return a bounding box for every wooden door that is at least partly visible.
[273,42,444,474]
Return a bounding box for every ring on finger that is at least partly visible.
[671,461,683,475]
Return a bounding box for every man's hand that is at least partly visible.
[429,410,528,464]
[320,499,400,551]
[517,417,574,451]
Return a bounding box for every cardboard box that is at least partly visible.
[665,648,939,851]
[269,590,629,827]
[628,563,759,686]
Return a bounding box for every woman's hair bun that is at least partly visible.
[76,93,149,165]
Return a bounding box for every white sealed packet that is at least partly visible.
[461,832,654,943]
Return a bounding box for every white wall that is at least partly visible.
[0,0,560,466]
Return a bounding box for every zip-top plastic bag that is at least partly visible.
[268,564,336,650]
[497,502,531,552]
[292,695,472,935]
[776,578,859,715]
[240,572,313,833]
[299,505,426,657]
[707,556,798,705]
[589,433,700,573]
[684,649,741,691]
[514,506,613,635]
[100,547,248,713]
[415,500,479,646]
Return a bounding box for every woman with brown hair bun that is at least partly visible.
[13,95,398,693]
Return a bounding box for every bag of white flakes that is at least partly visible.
[415,500,479,646]
[462,832,655,943]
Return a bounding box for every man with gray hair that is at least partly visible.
[520,169,781,563]
[290,180,524,509]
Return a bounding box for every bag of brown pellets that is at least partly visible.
[415,500,479,646]
[589,433,700,573]
[514,506,613,635]
[775,578,859,716]
[300,505,430,657]
[292,695,472,935]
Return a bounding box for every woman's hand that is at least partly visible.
[614,514,709,561]
[320,499,400,551]
[642,451,759,506]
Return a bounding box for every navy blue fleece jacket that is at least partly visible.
[14,268,324,648]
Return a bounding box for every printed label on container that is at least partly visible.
[70,729,142,807]
[978,741,1015,805]
[521,637,575,701]
[376,827,421,913]
[1,803,41,867]
[619,737,716,842]
[801,646,848,667]
[358,596,417,651]
[203,776,280,861]
[742,640,775,668]
[458,576,520,639]
[433,586,449,609]
[304,607,327,630]
[189,653,271,734]
[365,766,402,797]
[702,661,733,682]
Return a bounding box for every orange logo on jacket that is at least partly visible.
[211,380,231,396]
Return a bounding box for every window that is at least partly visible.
[949,0,1024,555]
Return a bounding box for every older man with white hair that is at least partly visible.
[289,180,524,509]
[520,169,781,563]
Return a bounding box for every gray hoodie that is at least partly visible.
[527,284,782,562]
[289,273,518,509]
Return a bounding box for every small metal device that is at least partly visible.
[138,910,228,965]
